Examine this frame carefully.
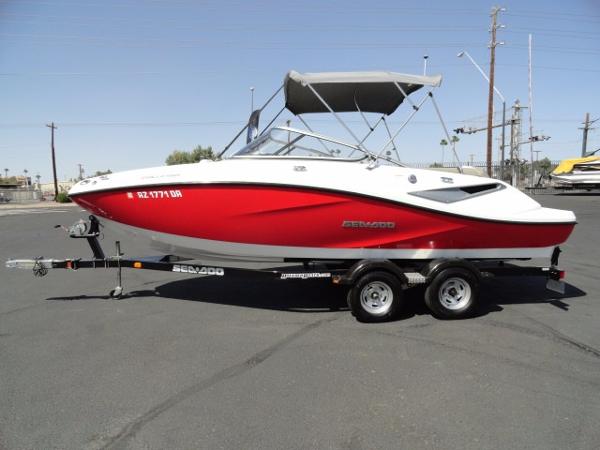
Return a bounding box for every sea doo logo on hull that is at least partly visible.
[172,264,224,276]
[342,221,396,229]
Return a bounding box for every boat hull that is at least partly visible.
[552,174,600,189]
[71,184,575,262]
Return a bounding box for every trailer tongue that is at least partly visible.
[6,216,566,322]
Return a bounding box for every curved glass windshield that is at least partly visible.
[232,128,365,160]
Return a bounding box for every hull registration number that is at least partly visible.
[134,190,183,199]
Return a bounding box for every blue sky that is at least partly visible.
[1,0,599,182]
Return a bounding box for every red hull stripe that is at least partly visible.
[72,184,574,250]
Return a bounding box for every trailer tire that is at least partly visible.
[109,286,123,299]
[347,271,403,323]
[425,268,478,319]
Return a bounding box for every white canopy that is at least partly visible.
[284,70,442,115]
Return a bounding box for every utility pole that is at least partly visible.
[527,33,535,187]
[77,163,84,181]
[46,122,59,200]
[486,6,505,177]
[510,100,523,187]
[579,113,598,156]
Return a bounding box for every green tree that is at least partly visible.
[166,145,216,165]
[439,139,448,165]
[537,157,552,174]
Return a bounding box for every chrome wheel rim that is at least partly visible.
[439,277,471,310]
[360,281,393,316]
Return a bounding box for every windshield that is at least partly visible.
[232,128,365,160]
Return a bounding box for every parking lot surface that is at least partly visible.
[1,194,599,450]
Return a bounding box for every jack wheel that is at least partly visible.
[109,286,123,299]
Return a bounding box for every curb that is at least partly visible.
[0,202,79,210]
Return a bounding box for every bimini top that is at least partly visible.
[284,70,442,116]
[552,156,600,175]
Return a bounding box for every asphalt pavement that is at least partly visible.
[1,194,599,450]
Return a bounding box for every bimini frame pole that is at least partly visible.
[353,94,399,160]
[218,85,284,158]
[373,82,433,160]
[304,83,376,160]
[377,92,431,158]
[381,117,401,162]
[358,116,384,145]
[259,106,286,136]
[354,93,375,132]
[393,82,419,111]
[429,92,463,171]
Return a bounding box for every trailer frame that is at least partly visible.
[6,216,566,322]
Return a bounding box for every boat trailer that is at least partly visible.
[6,216,566,322]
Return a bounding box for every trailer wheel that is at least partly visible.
[109,286,123,299]
[424,268,478,319]
[347,271,403,323]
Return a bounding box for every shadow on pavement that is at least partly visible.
[46,274,586,320]
[474,277,586,316]
[48,278,348,313]
[154,277,348,312]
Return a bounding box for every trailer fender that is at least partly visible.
[337,259,408,287]
[421,258,482,284]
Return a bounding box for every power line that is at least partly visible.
[2,32,598,55]
[502,44,600,56]
[0,15,491,33]
[0,121,248,129]
[4,63,600,77]
[0,116,590,129]
[510,8,600,19]
[505,12,600,25]
[0,1,488,15]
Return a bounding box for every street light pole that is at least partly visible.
[501,101,506,179]
[46,122,59,200]
[457,50,506,179]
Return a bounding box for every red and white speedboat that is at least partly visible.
[69,71,576,263]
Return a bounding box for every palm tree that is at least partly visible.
[439,139,448,165]
[3,168,8,179]
[450,135,460,164]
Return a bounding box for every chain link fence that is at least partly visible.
[407,160,561,189]
[0,188,44,203]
